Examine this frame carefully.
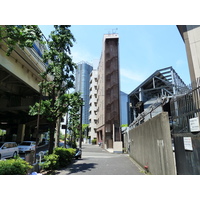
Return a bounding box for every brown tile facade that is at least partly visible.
[96,34,121,149]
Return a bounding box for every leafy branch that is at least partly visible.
[0,25,43,56]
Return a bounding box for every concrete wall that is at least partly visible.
[129,112,176,175]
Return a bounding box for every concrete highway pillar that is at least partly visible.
[17,124,25,143]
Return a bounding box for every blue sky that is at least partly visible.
[39,25,190,94]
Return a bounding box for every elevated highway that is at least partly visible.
[0,40,48,142]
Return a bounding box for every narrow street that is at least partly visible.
[57,143,143,175]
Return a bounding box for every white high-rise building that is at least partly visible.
[88,69,98,142]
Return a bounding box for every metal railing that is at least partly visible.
[129,95,170,129]
[170,78,200,134]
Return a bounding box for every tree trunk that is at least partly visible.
[48,87,56,154]
[48,121,56,154]
[55,117,61,148]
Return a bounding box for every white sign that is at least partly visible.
[189,117,200,132]
[183,137,193,151]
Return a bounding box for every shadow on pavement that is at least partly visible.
[65,161,97,175]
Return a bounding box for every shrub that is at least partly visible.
[53,147,76,167]
[40,154,59,170]
[67,148,76,157]
[92,138,97,145]
[0,158,32,175]
[40,148,76,171]
[67,148,76,161]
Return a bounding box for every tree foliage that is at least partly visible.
[82,124,89,131]
[0,25,42,55]
[0,129,6,136]
[121,124,128,127]
[29,25,80,154]
[68,93,83,139]
[0,25,82,154]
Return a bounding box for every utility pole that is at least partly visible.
[79,98,83,149]
[64,112,68,148]
[64,90,69,148]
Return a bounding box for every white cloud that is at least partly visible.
[71,47,99,68]
[119,68,147,94]
[175,59,186,68]
[120,68,145,82]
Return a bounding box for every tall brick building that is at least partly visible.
[96,34,121,149]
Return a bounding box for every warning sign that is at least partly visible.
[183,137,193,151]
[189,117,200,132]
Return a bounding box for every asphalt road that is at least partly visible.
[57,143,143,175]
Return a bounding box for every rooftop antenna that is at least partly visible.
[112,28,118,34]
[105,28,118,35]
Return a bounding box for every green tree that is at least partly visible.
[82,124,89,139]
[0,129,6,136]
[0,25,81,154]
[67,93,83,144]
[0,25,42,56]
[29,25,78,154]
[121,124,128,127]
[82,124,89,132]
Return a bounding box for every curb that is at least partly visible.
[128,155,146,174]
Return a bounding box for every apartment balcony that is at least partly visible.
[89,113,97,121]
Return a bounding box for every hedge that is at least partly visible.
[40,147,76,170]
[54,147,76,167]
[92,138,97,145]
[0,158,32,175]
[40,154,59,171]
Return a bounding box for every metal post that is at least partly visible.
[79,98,83,149]
[113,123,115,143]
[64,112,68,148]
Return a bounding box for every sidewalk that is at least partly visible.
[57,143,143,175]
[106,148,113,153]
